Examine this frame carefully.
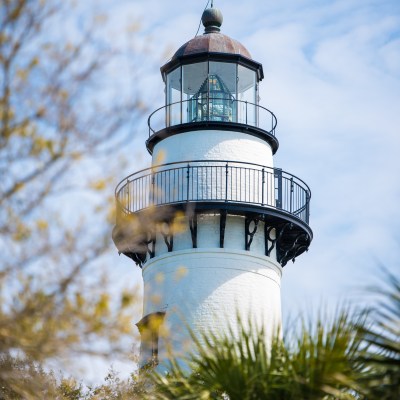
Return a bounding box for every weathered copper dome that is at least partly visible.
[172,6,251,60]
[161,7,262,79]
[171,33,252,60]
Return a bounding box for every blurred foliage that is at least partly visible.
[0,0,146,397]
[149,272,400,400]
[4,272,391,399]
[357,270,400,399]
[0,356,148,399]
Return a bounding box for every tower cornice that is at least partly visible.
[146,121,278,155]
[161,51,264,82]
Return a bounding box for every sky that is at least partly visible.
[80,0,400,380]
[107,0,400,310]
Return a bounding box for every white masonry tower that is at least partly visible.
[113,6,312,370]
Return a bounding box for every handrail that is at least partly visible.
[115,159,310,195]
[115,160,310,225]
[147,98,277,137]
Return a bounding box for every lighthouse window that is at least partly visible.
[238,65,257,125]
[208,62,237,122]
[182,62,206,123]
[182,62,208,100]
[238,65,256,102]
[166,67,182,126]
[209,62,237,98]
[136,311,166,368]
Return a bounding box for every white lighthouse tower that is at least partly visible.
[113,6,312,370]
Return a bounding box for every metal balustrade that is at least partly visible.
[147,99,277,137]
[116,160,311,225]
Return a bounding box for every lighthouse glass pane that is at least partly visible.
[166,67,182,127]
[183,62,208,123]
[237,65,256,126]
[208,62,237,122]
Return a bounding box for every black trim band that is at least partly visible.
[146,121,279,155]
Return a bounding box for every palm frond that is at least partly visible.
[356,269,400,399]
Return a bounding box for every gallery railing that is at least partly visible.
[116,160,310,225]
[148,98,277,137]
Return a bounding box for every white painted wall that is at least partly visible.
[137,128,281,369]
[141,249,282,371]
[152,130,274,168]
[150,130,276,209]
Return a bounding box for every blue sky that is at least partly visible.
[79,0,400,380]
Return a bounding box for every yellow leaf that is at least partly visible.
[95,293,110,316]
[59,89,69,101]
[155,272,165,284]
[154,150,165,165]
[36,219,48,231]
[13,221,31,241]
[170,211,186,234]
[29,56,39,69]
[90,179,107,191]
[16,68,29,82]
[175,265,188,281]
[120,292,133,308]
[75,293,84,308]
[14,182,24,192]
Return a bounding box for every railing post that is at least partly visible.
[127,179,130,213]
[225,163,229,202]
[275,168,282,209]
[290,177,294,213]
[151,173,155,206]
[207,93,210,121]
[116,194,121,225]
[261,168,265,206]
[186,164,190,201]
[256,102,259,127]
[245,101,248,125]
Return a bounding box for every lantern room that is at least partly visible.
[164,60,259,125]
[146,7,278,154]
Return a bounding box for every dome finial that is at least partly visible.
[202,6,223,34]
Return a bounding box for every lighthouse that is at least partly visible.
[113,6,312,370]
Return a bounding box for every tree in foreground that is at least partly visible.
[1,273,397,399]
[148,314,365,399]
[0,0,146,396]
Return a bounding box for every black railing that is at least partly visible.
[116,160,310,225]
[148,99,277,137]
